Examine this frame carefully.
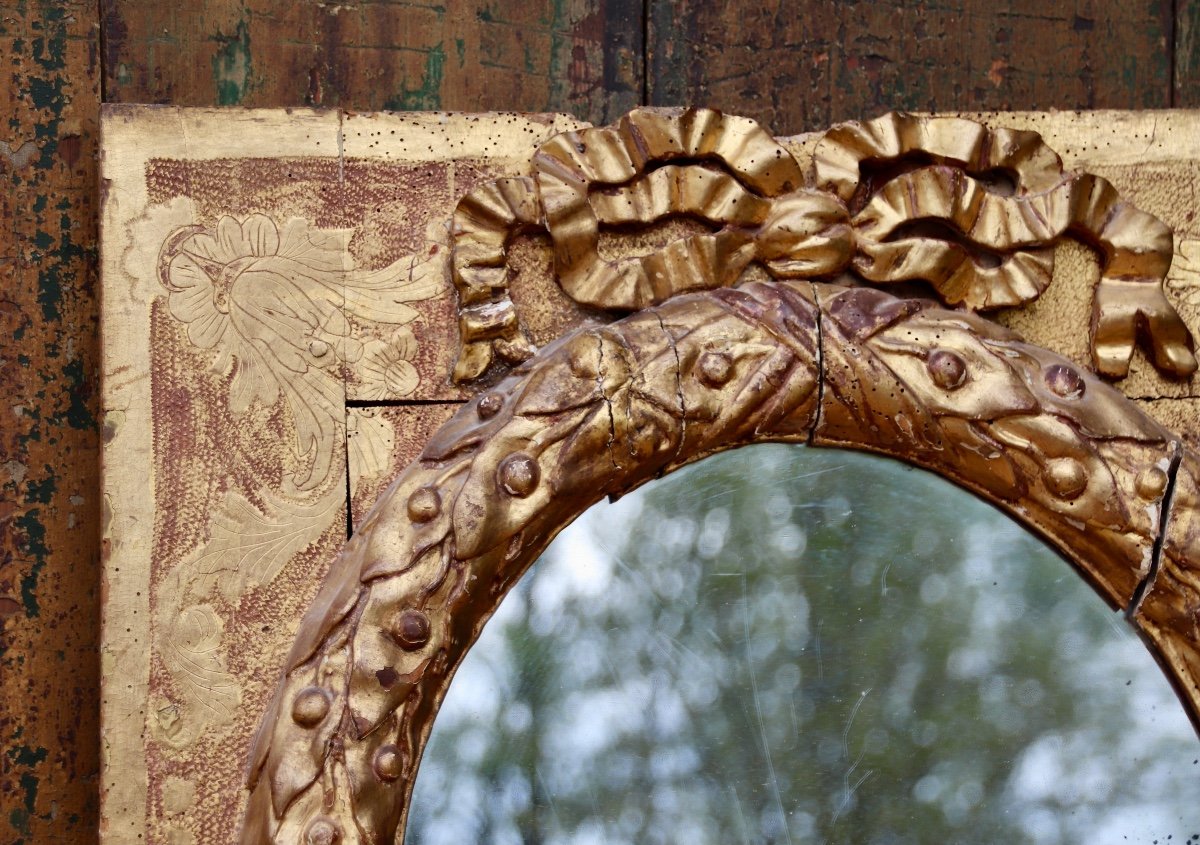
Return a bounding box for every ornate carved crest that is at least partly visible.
[238,110,1200,844]
[449,108,1196,383]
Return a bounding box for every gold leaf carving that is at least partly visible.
[357,332,419,401]
[189,487,346,603]
[158,214,438,491]
[348,410,397,486]
[239,110,1200,845]
[1170,236,1200,310]
[153,604,241,747]
[242,279,1191,845]
[449,108,1195,383]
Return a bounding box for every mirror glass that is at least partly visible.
[406,445,1200,845]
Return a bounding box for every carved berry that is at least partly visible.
[374,744,404,782]
[1044,364,1085,399]
[478,392,504,419]
[697,351,734,387]
[499,453,539,497]
[305,817,342,845]
[1136,466,1168,500]
[927,349,967,390]
[389,609,431,651]
[291,687,331,728]
[406,486,441,523]
[1044,458,1088,500]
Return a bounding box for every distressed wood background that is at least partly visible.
[3,1,1199,842]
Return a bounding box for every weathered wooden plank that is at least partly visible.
[1180,0,1200,106]
[0,3,101,845]
[648,0,1175,134]
[100,0,643,124]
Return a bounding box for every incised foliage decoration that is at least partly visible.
[153,212,440,743]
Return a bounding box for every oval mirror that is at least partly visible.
[406,445,1200,845]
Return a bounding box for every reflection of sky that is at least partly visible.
[408,446,1200,845]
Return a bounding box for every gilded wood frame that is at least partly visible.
[236,109,1200,845]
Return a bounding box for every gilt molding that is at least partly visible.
[449,109,1196,383]
[241,110,1200,844]
[96,105,1200,844]
[243,276,1200,843]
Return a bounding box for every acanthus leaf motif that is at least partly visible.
[153,211,442,748]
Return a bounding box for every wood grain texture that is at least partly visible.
[1180,0,1200,107]
[0,3,102,845]
[100,0,643,123]
[648,0,1176,133]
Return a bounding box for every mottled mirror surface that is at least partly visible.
[406,445,1200,845]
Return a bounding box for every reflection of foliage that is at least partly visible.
[409,445,1199,845]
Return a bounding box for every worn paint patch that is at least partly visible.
[211,19,252,105]
[383,44,446,111]
[14,511,48,617]
[1,141,37,170]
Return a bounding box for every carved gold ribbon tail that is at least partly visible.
[815,112,1197,379]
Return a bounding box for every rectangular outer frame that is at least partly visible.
[100,107,1200,844]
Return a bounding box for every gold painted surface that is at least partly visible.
[245,280,1186,844]
[1138,445,1200,718]
[100,108,581,845]
[449,108,1197,384]
[101,108,1200,844]
[348,405,459,530]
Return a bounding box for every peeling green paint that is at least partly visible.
[9,771,39,835]
[30,17,68,73]
[62,357,95,430]
[8,743,49,768]
[36,264,61,322]
[5,4,101,843]
[455,38,466,68]
[384,44,446,110]
[26,76,62,111]
[15,511,47,617]
[212,19,252,106]
[547,0,570,114]
[25,473,54,505]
